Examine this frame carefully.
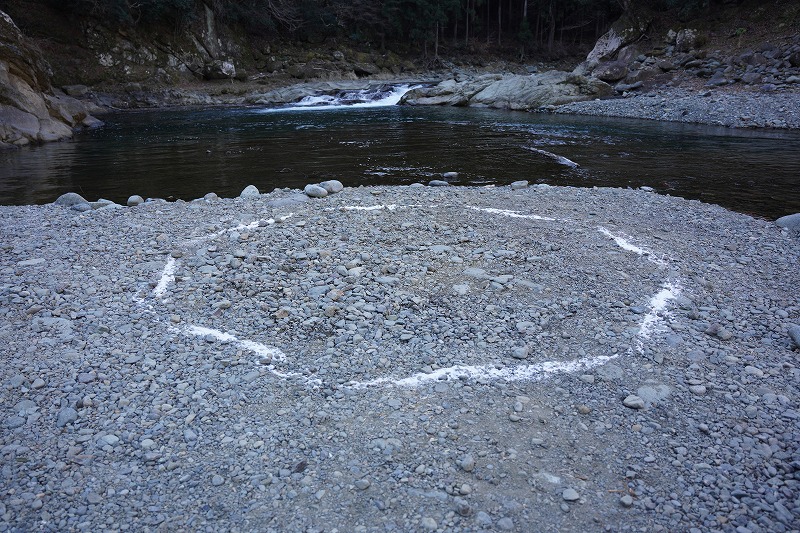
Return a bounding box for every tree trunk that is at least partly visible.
[497,0,501,46]
[547,0,555,52]
[435,20,439,58]
[465,0,469,46]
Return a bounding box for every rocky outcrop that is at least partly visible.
[400,71,613,110]
[0,10,100,148]
[578,13,800,94]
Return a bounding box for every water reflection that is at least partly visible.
[0,106,798,219]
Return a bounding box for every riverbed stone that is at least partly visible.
[428,180,450,187]
[127,195,144,207]
[775,212,800,231]
[304,184,328,198]
[788,325,800,348]
[239,185,260,199]
[54,192,88,207]
[320,180,344,193]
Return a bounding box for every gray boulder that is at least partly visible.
[675,29,703,53]
[789,325,800,349]
[53,192,88,207]
[319,180,344,193]
[775,212,800,231]
[304,184,328,198]
[239,184,260,199]
[127,195,144,207]
[594,61,629,82]
[203,59,236,80]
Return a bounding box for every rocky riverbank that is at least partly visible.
[1,184,798,531]
[554,86,800,129]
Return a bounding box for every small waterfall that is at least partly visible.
[265,84,420,113]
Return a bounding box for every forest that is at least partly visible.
[42,0,736,56]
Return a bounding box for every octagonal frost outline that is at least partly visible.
[138,203,682,389]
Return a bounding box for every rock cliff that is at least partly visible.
[0,10,100,148]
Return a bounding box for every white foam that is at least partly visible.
[466,206,556,221]
[261,85,419,113]
[153,257,176,298]
[349,353,618,389]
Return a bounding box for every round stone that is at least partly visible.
[127,195,144,207]
[239,184,260,199]
[319,180,344,193]
[562,488,580,501]
[304,184,328,198]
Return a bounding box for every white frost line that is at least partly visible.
[180,325,323,385]
[153,257,177,298]
[597,226,646,255]
[184,325,287,362]
[348,354,619,389]
[342,204,398,211]
[466,206,556,221]
[636,281,681,351]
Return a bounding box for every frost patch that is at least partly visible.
[184,325,286,362]
[466,206,556,221]
[636,281,681,352]
[350,353,619,389]
[153,257,176,298]
[342,205,398,211]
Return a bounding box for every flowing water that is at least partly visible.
[2,86,799,219]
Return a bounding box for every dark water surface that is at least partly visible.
[1,105,799,219]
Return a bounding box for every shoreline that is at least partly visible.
[1,183,798,531]
[85,76,800,132]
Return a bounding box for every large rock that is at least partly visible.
[0,10,100,147]
[573,12,651,77]
[775,212,800,231]
[594,61,629,82]
[675,29,702,53]
[401,71,613,111]
[203,59,236,80]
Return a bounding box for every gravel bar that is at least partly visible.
[555,87,800,129]
[1,184,798,532]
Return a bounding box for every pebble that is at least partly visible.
[623,395,645,409]
[421,517,437,530]
[562,488,580,502]
[458,454,475,472]
[56,407,78,427]
[620,495,634,507]
[211,475,225,486]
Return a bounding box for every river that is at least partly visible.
[1,88,798,219]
